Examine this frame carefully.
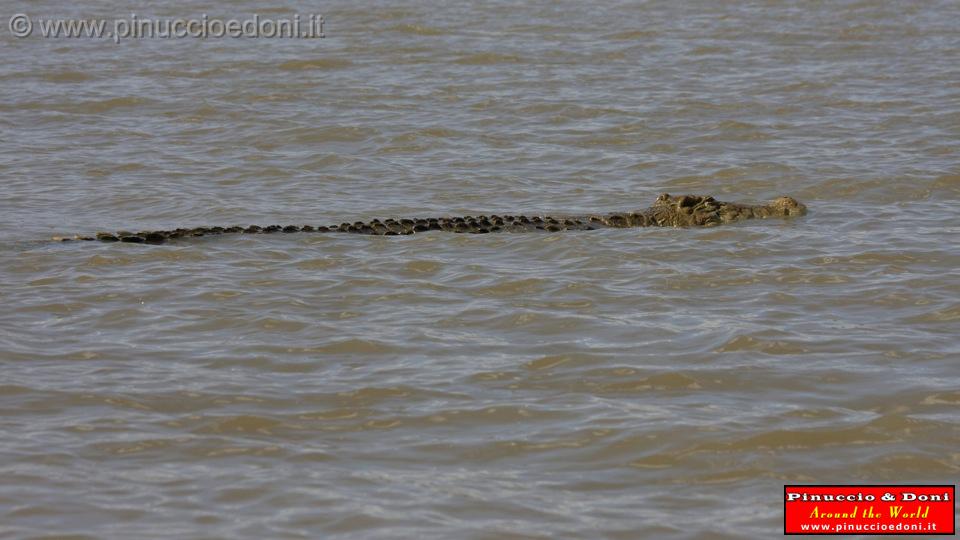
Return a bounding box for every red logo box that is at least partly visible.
[784,485,955,535]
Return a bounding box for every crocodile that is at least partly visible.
[54,193,807,244]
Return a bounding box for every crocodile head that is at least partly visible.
[651,193,806,226]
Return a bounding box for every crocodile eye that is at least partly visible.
[656,193,670,203]
[677,195,696,208]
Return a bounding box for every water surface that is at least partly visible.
[1,0,958,538]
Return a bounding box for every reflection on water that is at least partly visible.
[1,0,958,538]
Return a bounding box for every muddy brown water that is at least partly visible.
[1,1,958,538]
